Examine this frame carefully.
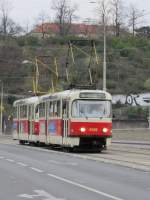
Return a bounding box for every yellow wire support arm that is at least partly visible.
[36,58,58,76]
[93,42,99,65]
[54,57,59,79]
[69,43,75,64]
[72,44,91,57]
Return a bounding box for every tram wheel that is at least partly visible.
[63,147,73,153]
[19,140,25,145]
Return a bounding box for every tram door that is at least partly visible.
[18,105,21,135]
[62,100,69,138]
[28,104,33,136]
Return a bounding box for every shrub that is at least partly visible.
[26,36,39,46]
[127,106,147,119]
[17,36,26,46]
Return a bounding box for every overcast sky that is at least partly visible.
[9,0,150,28]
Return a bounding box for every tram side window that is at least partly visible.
[53,101,60,117]
[49,101,60,117]
[53,101,57,117]
[35,105,39,119]
[39,103,45,118]
[57,101,60,117]
[62,101,69,118]
[20,105,27,118]
[54,101,61,117]
[49,101,53,117]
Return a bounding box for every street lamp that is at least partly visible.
[89,1,107,91]
[22,59,39,94]
[0,80,3,134]
[103,13,107,91]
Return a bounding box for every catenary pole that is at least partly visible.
[0,81,3,134]
[103,13,106,91]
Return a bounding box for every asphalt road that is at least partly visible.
[0,143,150,200]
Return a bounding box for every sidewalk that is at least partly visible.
[0,134,15,144]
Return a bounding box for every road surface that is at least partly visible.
[0,141,150,200]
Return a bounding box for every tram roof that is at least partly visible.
[13,90,112,106]
[39,89,112,101]
[13,96,39,106]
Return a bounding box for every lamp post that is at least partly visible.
[22,60,38,95]
[89,1,107,91]
[103,12,106,91]
[0,81,3,134]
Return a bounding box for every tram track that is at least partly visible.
[1,135,150,172]
[109,147,150,156]
[83,152,150,172]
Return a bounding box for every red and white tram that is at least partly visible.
[13,89,112,151]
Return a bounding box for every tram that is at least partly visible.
[13,89,112,151]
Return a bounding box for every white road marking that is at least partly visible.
[49,160,78,166]
[19,189,65,199]
[49,160,61,165]
[30,167,43,173]
[48,173,124,200]
[0,156,4,159]
[17,162,28,167]
[18,194,34,199]
[6,158,14,162]
[67,162,78,166]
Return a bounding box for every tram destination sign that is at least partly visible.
[79,92,106,99]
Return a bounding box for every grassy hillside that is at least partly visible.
[0,35,150,97]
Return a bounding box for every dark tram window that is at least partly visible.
[39,102,45,118]
[20,105,27,118]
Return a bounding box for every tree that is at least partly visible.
[111,0,124,37]
[0,0,22,36]
[52,0,77,36]
[128,4,145,37]
[0,0,11,35]
[144,78,150,90]
[136,26,150,38]
[36,11,50,39]
[98,0,111,25]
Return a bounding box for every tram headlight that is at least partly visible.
[80,127,86,132]
[102,128,108,133]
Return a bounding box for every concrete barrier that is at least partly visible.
[113,119,148,129]
[112,128,150,141]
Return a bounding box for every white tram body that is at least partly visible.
[13,89,112,150]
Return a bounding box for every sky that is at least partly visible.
[8,0,150,28]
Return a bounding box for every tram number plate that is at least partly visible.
[89,128,98,132]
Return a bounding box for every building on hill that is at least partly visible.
[31,23,99,38]
[31,22,128,39]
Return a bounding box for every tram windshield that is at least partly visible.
[72,100,111,118]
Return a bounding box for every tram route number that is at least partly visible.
[89,128,98,132]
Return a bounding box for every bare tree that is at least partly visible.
[23,20,30,35]
[36,11,50,38]
[52,0,77,36]
[0,0,22,36]
[111,0,124,37]
[128,4,145,37]
[98,0,111,25]
[0,0,12,35]
[6,19,23,35]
